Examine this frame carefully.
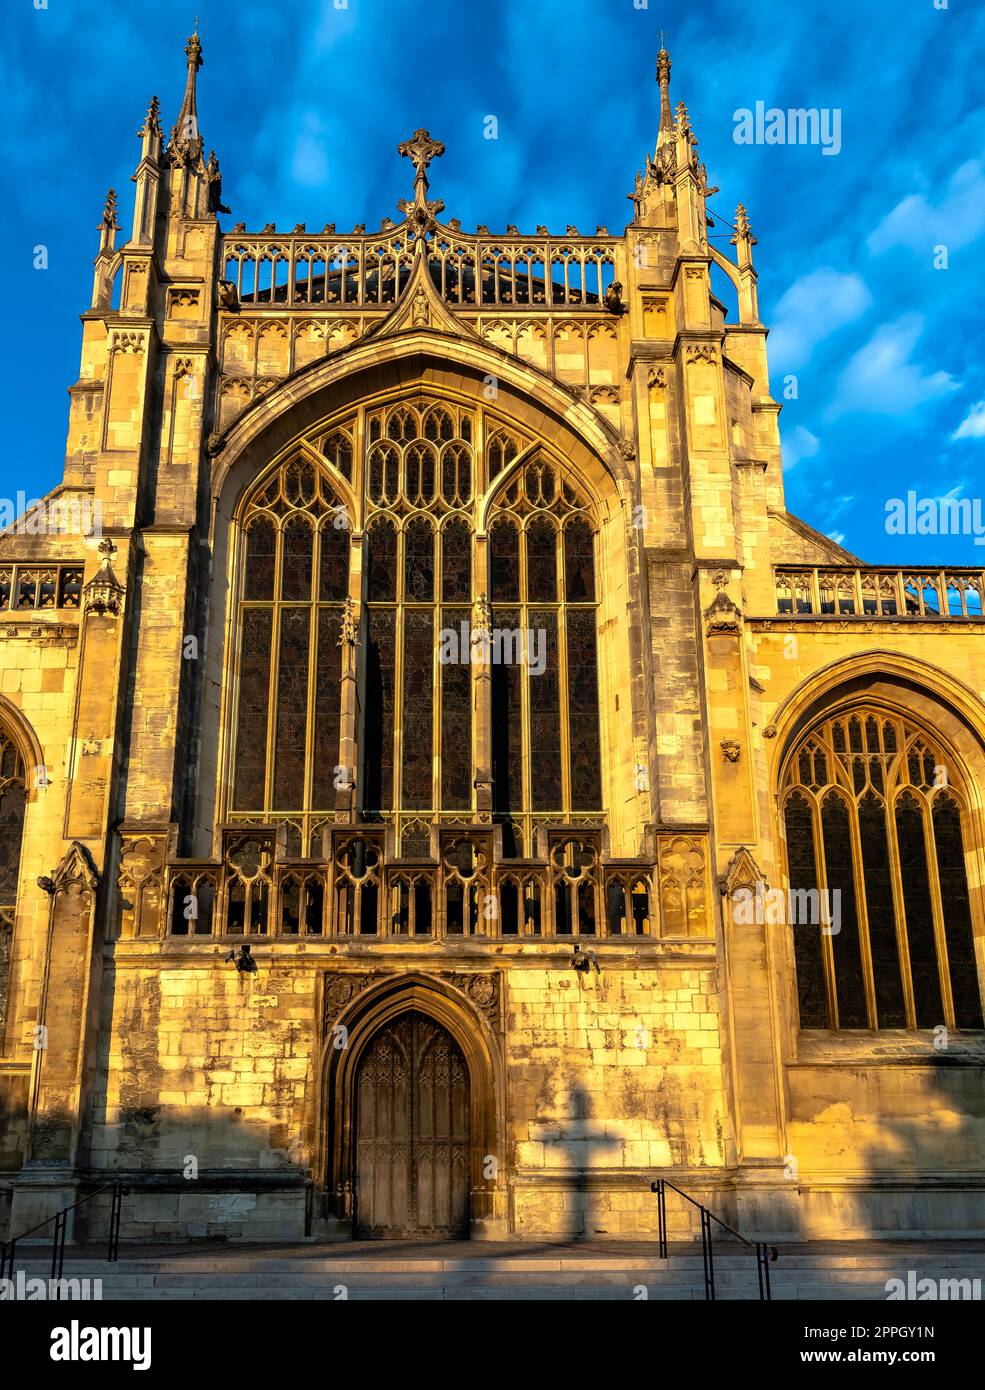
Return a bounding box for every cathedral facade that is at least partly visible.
[1,33,983,1246]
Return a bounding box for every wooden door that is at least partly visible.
[354,1011,470,1238]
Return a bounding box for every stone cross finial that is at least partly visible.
[397,129,446,230]
[398,128,445,194]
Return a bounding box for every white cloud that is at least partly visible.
[768,268,872,371]
[290,112,330,188]
[868,159,985,256]
[780,424,820,470]
[827,530,846,547]
[952,400,985,441]
[827,314,959,418]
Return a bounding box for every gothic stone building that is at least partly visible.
[1,34,983,1245]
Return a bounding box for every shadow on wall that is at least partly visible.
[81,1106,310,1244]
[787,1039,985,1246]
[526,1079,643,1241]
[73,964,312,1243]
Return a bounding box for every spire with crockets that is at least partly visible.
[167,22,204,164]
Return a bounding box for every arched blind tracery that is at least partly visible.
[782,709,984,1031]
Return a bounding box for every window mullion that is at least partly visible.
[519,530,532,846]
[556,519,571,815]
[846,794,878,1028]
[393,534,405,837]
[811,793,840,1029]
[884,791,918,1028]
[264,532,284,815]
[923,793,957,1031]
[301,581,318,852]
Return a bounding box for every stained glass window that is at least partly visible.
[232,457,351,853]
[782,709,983,1031]
[362,401,475,837]
[231,401,603,868]
[489,457,602,855]
[0,732,26,1033]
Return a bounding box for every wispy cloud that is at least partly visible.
[827,314,959,419]
[780,424,820,470]
[768,269,871,371]
[951,400,985,441]
[868,158,985,256]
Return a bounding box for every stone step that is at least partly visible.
[11,1266,983,1300]
[11,1263,981,1284]
[9,1244,981,1301]
[12,1254,985,1274]
[0,1281,927,1301]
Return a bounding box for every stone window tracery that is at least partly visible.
[362,400,475,847]
[781,708,984,1031]
[488,458,602,857]
[227,396,606,868]
[232,455,351,855]
[0,732,27,1032]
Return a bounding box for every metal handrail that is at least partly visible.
[0,1180,122,1295]
[650,1177,777,1300]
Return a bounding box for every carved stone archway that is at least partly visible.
[319,970,507,1239]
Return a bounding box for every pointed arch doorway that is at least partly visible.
[354,1010,470,1238]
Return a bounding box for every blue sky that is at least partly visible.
[2,0,983,562]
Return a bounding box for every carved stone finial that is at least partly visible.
[396,128,446,228]
[84,539,125,617]
[137,95,161,139]
[185,26,203,74]
[656,44,674,140]
[398,127,445,183]
[99,189,120,234]
[732,202,757,247]
[337,597,360,649]
[473,592,492,639]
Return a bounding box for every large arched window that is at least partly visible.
[362,401,475,856]
[488,456,602,857]
[781,708,984,1031]
[231,456,351,856]
[227,397,607,870]
[0,731,27,1032]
